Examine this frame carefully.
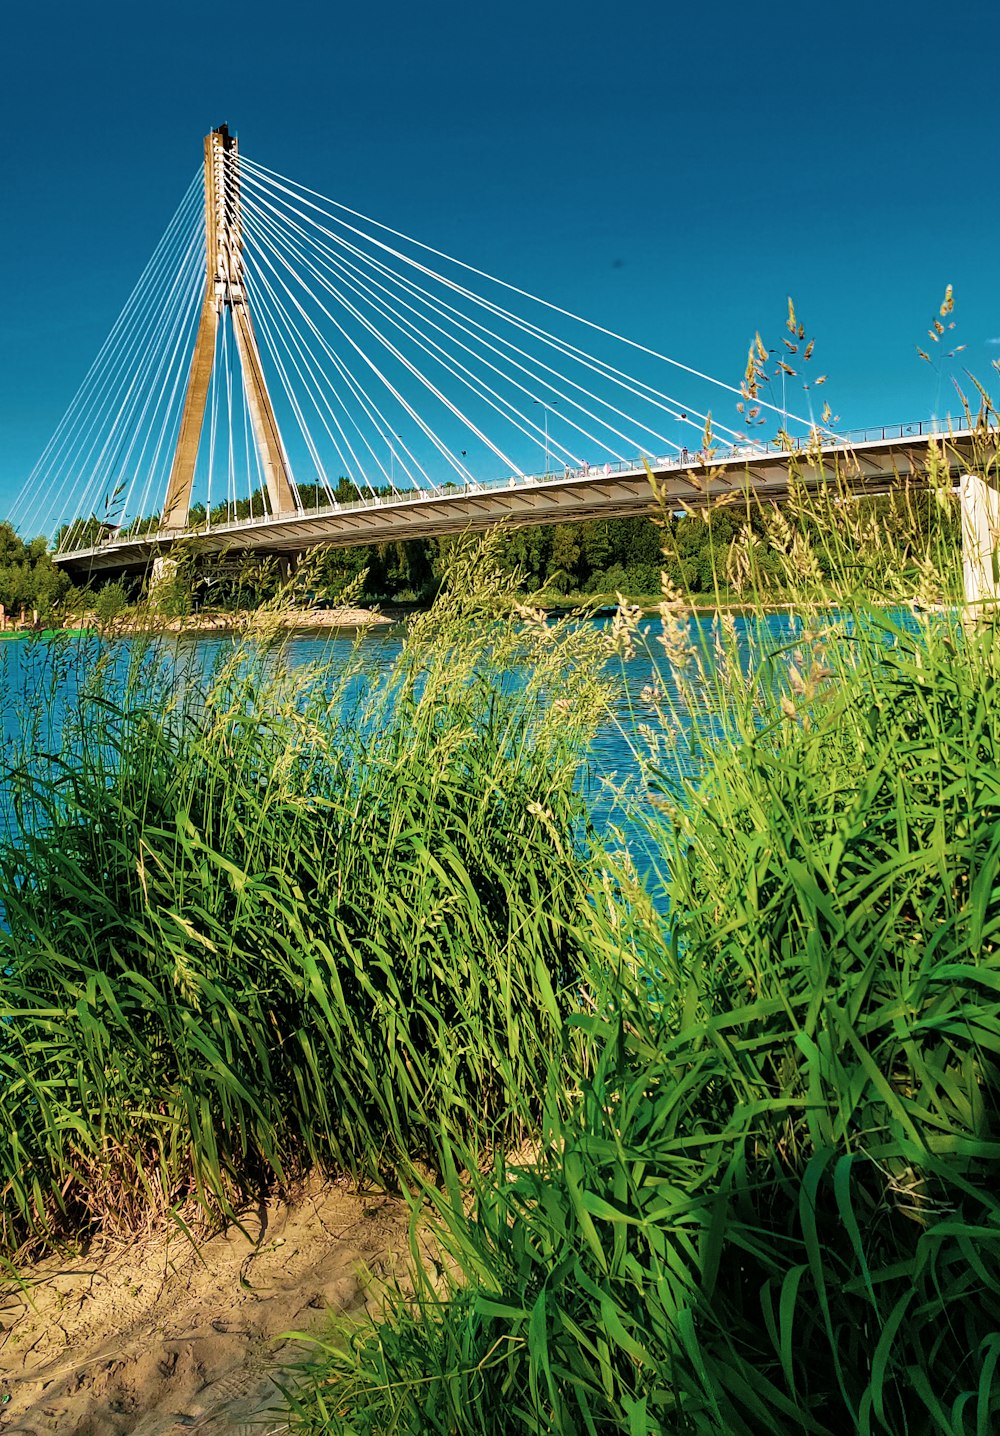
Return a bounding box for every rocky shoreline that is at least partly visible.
[158,605,394,633]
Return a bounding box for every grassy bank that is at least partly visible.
[284,439,1000,1433]
[0,547,621,1252]
[3,428,1000,1431]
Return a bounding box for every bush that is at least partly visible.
[91,579,129,625]
[0,549,615,1254]
[289,612,1000,1436]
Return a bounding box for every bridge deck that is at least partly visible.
[54,424,980,579]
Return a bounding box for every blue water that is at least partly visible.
[0,611,824,892]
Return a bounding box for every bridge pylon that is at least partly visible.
[162,124,298,530]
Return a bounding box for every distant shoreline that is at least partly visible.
[0,593,933,641]
[0,607,393,639]
[154,605,394,634]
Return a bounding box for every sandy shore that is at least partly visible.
[0,1177,417,1435]
[154,606,394,635]
[0,607,395,640]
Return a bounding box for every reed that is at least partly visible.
[287,418,1000,1434]
[5,409,1000,1428]
[0,541,615,1254]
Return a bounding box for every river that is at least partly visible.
[0,610,815,889]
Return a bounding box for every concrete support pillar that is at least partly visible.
[161,125,297,534]
[150,555,179,595]
[960,473,1000,622]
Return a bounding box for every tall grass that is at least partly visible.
[287,422,1000,1434]
[0,543,616,1254]
[4,416,1000,1428]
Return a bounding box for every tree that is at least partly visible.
[92,581,129,626]
[582,521,611,574]
[0,524,71,620]
[607,517,661,570]
[547,525,582,592]
[334,477,361,504]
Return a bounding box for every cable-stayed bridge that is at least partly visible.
[54,422,976,580]
[10,125,983,583]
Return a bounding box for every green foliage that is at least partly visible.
[0,523,70,620]
[286,440,1000,1434]
[91,579,130,625]
[0,544,614,1255]
[547,525,582,592]
[329,490,957,603]
[5,431,998,1426]
[289,614,1000,1436]
[147,547,198,618]
[643,615,1000,1432]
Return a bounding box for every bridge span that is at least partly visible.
[54,422,978,582]
[19,127,991,588]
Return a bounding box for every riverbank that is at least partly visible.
[156,605,394,633]
[41,605,394,637]
[0,1176,418,1436]
[3,526,997,1432]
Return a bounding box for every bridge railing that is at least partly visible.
[181,417,963,543]
[70,416,970,553]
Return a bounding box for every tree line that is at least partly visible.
[25,482,957,619]
[0,524,72,622]
[282,485,954,608]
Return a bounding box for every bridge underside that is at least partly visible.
[53,432,977,583]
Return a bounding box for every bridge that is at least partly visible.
[53,422,979,580]
[9,125,997,594]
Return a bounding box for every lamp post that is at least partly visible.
[533,399,558,475]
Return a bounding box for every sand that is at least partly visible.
[163,607,395,634]
[0,1178,417,1435]
[100,606,395,636]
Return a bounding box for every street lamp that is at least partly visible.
[533,398,559,475]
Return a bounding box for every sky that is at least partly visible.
[2,0,999,529]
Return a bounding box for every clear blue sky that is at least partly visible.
[2,0,998,528]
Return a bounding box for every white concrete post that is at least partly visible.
[150,555,179,595]
[960,473,1000,622]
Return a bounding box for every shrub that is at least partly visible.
[286,436,1000,1434]
[91,579,129,625]
[0,548,614,1254]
